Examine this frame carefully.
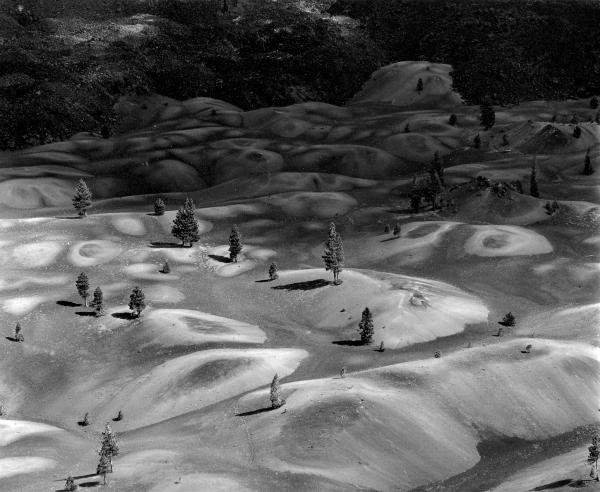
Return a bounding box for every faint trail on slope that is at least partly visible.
[233,400,257,465]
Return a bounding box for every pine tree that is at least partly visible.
[501,312,516,326]
[393,222,401,237]
[153,197,165,216]
[529,161,540,198]
[72,179,92,217]
[448,113,457,126]
[90,287,105,317]
[64,476,77,491]
[76,272,90,307]
[114,410,123,421]
[128,286,146,318]
[583,148,595,175]
[404,123,411,133]
[162,260,171,274]
[416,78,423,93]
[591,96,599,109]
[474,134,481,149]
[378,341,385,352]
[430,151,444,185]
[588,434,600,481]
[358,307,374,345]
[268,262,279,280]
[81,412,89,426]
[14,321,23,342]
[270,373,284,409]
[322,222,344,285]
[502,134,509,146]
[573,126,582,138]
[384,224,390,233]
[96,453,111,485]
[171,198,200,247]
[480,103,495,130]
[99,423,119,466]
[229,225,243,262]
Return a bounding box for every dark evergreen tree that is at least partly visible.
[529,161,540,198]
[474,134,481,149]
[72,179,92,217]
[430,151,444,185]
[378,341,385,352]
[501,312,516,326]
[358,307,374,345]
[573,125,582,138]
[171,198,200,247]
[480,102,495,130]
[128,286,146,318]
[410,189,421,213]
[322,222,344,285]
[76,272,90,307]
[448,113,457,126]
[434,350,441,358]
[588,434,600,481]
[404,123,411,133]
[502,134,509,146]
[596,112,600,124]
[523,344,532,354]
[90,287,105,317]
[64,476,77,491]
[551,115,557,123]
[268,262,279,280]
[591,96,599,109]
[162,260,171,273]
[153,197,165,216]
[81,412,89,426]
[99,423,119,469]
[114,410,123,421]
[96,453,110,485]
[384,224,390,233]
[416,78,423,93]
[393,222,401,237]
[14,322,23,342]
[270,373,284,409]
[229,225,243,262]
[583,148,595,175]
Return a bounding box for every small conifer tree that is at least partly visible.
[64,476,77,491]
[448,113,457,126]
[434,350,441,358]
[99,423,119,467]
[583,148,595,175]
[153,197,165,216]
[162,260,171,274]
[502,134,509,146]
[378,341,385,352]
[76,272,90,307]
[114,410,123,421]
[501,312,516,326]
[128,286,146,318]
[322,222,344,285]
[588,434,600,481]
[416,78,424,93]
[384,224,390,233]
[229,225,243,262]
[268,262,279,280]
[96,453,110,485]
[529,161,540,198]
[474,134,481,149]
[90,287,105,317]
[523,344,532,354]
[404,123,410,133]
[340,367,346,378]
[591,96,599,109]
[14,322,23,342]
[358,307,374,345]
[171,198,200,247]
[81,412,89,426]
[72,179,92,217]
[480,102,495,130]
[393,222,401,237]
[573,126,582,138]
[270,374,284,408]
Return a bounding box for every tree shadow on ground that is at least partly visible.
[54,216,83,220]
[531,479,574,490]
[57,300,81,307]
[255,279,272,283]
[5,336,20,342]
[271,279,330,291]
[111,312,136,320]
[208,254,231,263]
[75,311,95,317]
[332,340,364,346]
[236,406,276,417]
[149,241,182,248]
[568,479,595,488]
[77,419,90,427]
[79,481,101,487]
[380,236,401,243]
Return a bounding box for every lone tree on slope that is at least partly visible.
[393,222,401,237]
[583,148,595,175]
[591,96,599,109]
[14,322,24,342]
[358,307,374,345]
[529,160,540,198]
[162,260,171,273]
[474,134,481,149]
[64,476,77,491]
[448,113,457,126]
[76,272,90,307]
[501,312,516,327]
[153,197,165,216]
[229,225,243,262]
[480,102,495,130]
[96,452,111,485]
[270,373,285,409]
[128,286,146,318]
[90,287,105,317]
[430,150,444,185]
[573,125,582,138]
[268,262,279,280]
[72,179,92,217]
[99,423,119,471]
[322,222,344,285]
[416,78,424,93]
[171,198,200,247]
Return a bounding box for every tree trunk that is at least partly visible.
[84,296,88,307]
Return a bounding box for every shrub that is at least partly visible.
[501,312,516,326]
[154,197,166,216]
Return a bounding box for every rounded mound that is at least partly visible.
[464,225,553,256]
